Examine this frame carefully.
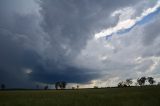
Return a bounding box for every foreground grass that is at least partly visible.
[0,86,160,106]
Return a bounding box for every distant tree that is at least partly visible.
[118,81,127,87]
[126,79,133,86]
[118,82,123,87]
[147,77,155,85]
[1,84,5,90]
[61,81,67,89]
[55,81,67,90]
[123,84,127,87]
[55,82,60,90]
[93,86,98,89]
[77,85,79,89]
[137,78,142,86]
[158,82,160,86]
[137,77,147,86]
[59,82,63,89]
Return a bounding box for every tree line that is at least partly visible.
[1,76,160,90]
[118,77,156,87]
[41,81,67,90]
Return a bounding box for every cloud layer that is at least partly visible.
[0,0,160,88]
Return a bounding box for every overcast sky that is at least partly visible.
[0,0,160,88]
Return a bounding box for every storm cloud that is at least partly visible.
[0,0,160,88]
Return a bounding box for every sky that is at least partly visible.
[1,0,160,89]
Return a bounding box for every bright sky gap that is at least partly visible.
[95,1,160,39]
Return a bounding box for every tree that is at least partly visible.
[118,82,123,87]
[147,77,155,85]
[126,79,133,86]
[55,81,67,90]
[1,84,5,90]
[118,81,127,87]
[61,81,67,89]
[137,77,147,86]
[77,85,79,89]
[93,86,98,89]
[55,82,60,90]
[137,78,142,86]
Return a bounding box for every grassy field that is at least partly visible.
[0,86,160,106]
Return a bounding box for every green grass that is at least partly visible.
[0,86,160,106]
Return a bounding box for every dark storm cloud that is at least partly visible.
[0,0,42,88]
[30,65,101,84]
[0,0,150,88]
[0,28,41,88]
[39,0,140,56]
[31,0,141,84]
